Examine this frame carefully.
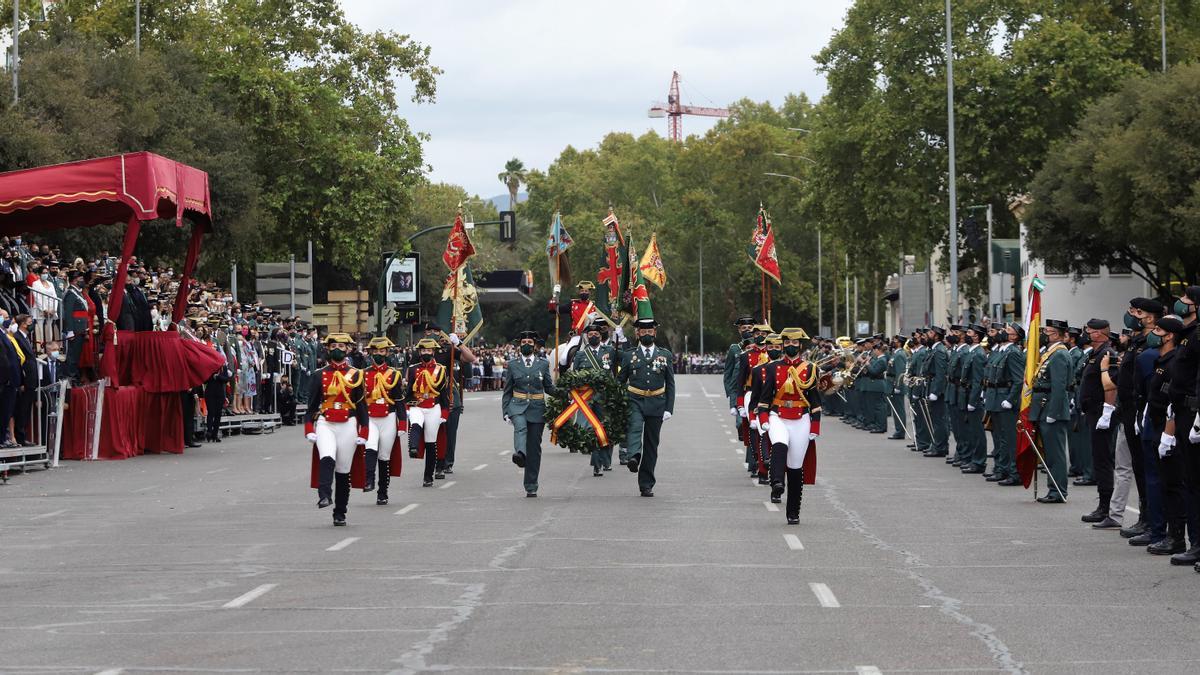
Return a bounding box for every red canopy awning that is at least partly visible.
[0,151,212,235]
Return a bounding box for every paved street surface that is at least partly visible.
[2,374,1198,674]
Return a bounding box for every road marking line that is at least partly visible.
[705,393,722,398]
[675,393,692,397]
[31,509,68,520]
[394,503,420,516]
[498,450,511,456]
[472,464,488,471]
[262,456,273,460]
[95,669,125,675]
[326,537,360,552]
[439,481,457,490]
[764,502,779,512]
[222,583,277,609]
[132,485,159,493]
[730,439,740,443]
[856,667,882,675]
[205,467,229,474]
[809,582,840,607]
[784,534,804,550]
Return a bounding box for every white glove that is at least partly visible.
[750,419,760,431]
[893,388,900,395]
[305,432,318,443]
[729,407,738,417]
[1167,403,1175,421]
[760,421,769,431]
[1001,400,1012,410]
[740,405,749,418]
[967,404,976,412]
[1159,432,1176,459]
[1045,416,1056,424]
[355,437,366,446]
[503,415,511,425]
[1096,402,1115,430]
[64,331,75,339]
[927,394,938,402]
[809,432,819,441]
[663,411,672,421]
[1190,425,1200,444]
[448,333,461,346]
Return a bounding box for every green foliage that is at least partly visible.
[1028,63,1200,290]
[544,367,628,455]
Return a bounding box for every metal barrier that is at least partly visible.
[0,379,68,480]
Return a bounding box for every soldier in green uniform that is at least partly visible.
[503,331,557,497]
[1031,320,1073,503]
[60,269,89,382]
[908,329,931,453]
[991,323,1026,486]
[922,326,950,457]
[618,317,676,497]
[960,325,988,473]
[572,321,619,477]
[862,341,888,433]
[886,335,909,440]
[945,325,966,464]
[724,315,756,428]
[1066,327,1094,483]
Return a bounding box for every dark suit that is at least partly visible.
[13,330,37,444]
[0,334,22,444]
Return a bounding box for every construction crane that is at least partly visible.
[648,71,730,142]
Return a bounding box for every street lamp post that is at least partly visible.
[944,0,960,324]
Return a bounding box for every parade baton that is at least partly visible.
[884,395,914,440]
[1019,425,1067,502]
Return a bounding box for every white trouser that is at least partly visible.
[367,412,399,460]
[316,418,358,473]
[407,405,443,443]
[768,412,811,469]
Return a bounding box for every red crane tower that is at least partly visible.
[648,71,731,142]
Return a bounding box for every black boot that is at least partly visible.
[408,426,423,458]
[785,466,804,524]
[376,460,390,505]
[333,472,350,526]
[317,456,335,508]
[1148,524,1186,555]
[363,449,378,492]
[423,442,437,487]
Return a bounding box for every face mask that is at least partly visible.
[767,348,782,360]
[579,293,589,302]
[963,335,974,345]
[783,344,801,357]
[1175,299,1193,317]
[50,350,60,359]
[371,354,387,365]
[639,334,655,346]
[39,273,48,281]
[753,335,766,346]
[587,335,601,347]
[946,335,960,345]
[1123,313,1141,330]
[519,344,535,356]
[1146,332,1164,348]
[420,352,434,362]
[328,348,346,362]
[739,329,753,340]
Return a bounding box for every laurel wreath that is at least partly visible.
[545,367,629,454]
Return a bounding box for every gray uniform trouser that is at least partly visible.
[1109,420,1134,525]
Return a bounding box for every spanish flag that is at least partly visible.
[1015,276,1045,488]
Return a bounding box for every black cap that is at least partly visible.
[633,317,658,329]
[1108,331,1121,342]
[949,324,964,332]
[1129,297,1164,315]
[517,330,540,341]
[421,321,441,332]
[1086,318,1111,330]
[1185,286,1200,305]
[928,325,946,337]
[1067,326,1082,337]
[734,315,756,326]
[1008,322,1026,338]
[968,324,986,334]
[1045,319,1069,330]
[1158,316,1186,334]
[67,269,84,281]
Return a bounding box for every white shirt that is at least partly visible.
[31,278,57,314]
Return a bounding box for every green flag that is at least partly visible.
[437,264,484,340]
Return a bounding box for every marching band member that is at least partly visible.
[755,328,822,525]
[304,333,368,526]
[405,337,451,488]
[363,336,405,506]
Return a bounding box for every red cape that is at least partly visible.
[309,445,367,489]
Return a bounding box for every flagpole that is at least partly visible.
[554,246,561,377]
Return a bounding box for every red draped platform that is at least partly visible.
[0,153,219,460]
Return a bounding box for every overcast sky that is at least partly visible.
[340,0,854,199]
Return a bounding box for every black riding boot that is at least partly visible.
[317,456,335,508]
[423,441,437,486]
[364,449,378,492]
[769,443,787,502]
[333,472,350,525]
[785,466,804,523]
[377,460,390,505]
[408,426,423,458]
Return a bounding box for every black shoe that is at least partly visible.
[1120,519,1147,538]
[422,480,434,487]
[870,429,886,434]
[1170,545,1200,566]
[757,476,770,485]
[786,517,799,525]
[317,496,332,508]
[376,497,388,506]
[922,451,940,457]
[333,516,346,526]
[961,467,984,474]
[619,459,628,465]
[946,456,958,464]
[770,483,784,501]
[1148,538,1186,555]
[603,466,612,471]
[998,477,1022,486]
[594,469,602,477]
[770,495,782,504]
[526,491,537,498]
[1036,494,1065,504]
[640,490,654,497]
[1073,478,1097,486]
[512,453,526,468]
[1091,517,1121,529]
[363,477,375,493]
[1068,470,1081,478]
[888,434,905,440]
[627,457,640,473]
[444,467,454,475]
[985,474,1004,482]
[1129,532,1158,546]
[906,443,916,449]
[434,472,445,480]
[1081,509,1108,524]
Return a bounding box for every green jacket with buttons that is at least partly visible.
[502,356,556,423]
[618,344,676,417]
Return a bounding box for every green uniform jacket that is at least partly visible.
[723,342,742,407]
[60,285,89,337]
[925,343,949,398]
[1001,345,1025,407]
[863,354,888,393]
[502,356,556,423]
[887,350,908,396]
[619,345,676,417]
[1029,345,1072,422]
[964,345,987,409]
[572,343,618,376]
[946,346,962,406]
[908,347,928,398]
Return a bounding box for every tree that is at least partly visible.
[1027,63,1200,291]
[497,158,527,211]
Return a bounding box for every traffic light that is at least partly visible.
[963,214,984,252]
[499,210,516,242]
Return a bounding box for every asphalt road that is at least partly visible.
[2,374,1198,675]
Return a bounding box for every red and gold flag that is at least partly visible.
[1015,276,1045,488]
[442,212,476,271]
